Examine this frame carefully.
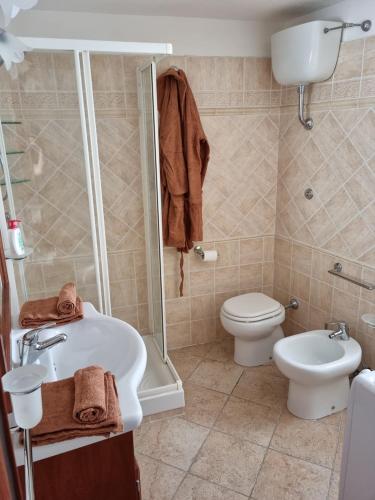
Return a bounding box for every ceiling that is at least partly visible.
[34,0,342,21]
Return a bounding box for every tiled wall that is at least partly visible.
[275,36,375,367]
[157,55,279,347]
[164,236,274,348]
[0,52,278,347]
[2,38,374,363]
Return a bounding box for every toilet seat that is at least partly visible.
[221,292,283,323]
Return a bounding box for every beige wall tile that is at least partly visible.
[275,238,291,266]
[291,243,312,276]
[334,40,364,81]
[191,294,215,320]
[167,321,191,349]
[363,37,375,77]
[240,263,262,289]
[191,318,217,344]
[166,297,190,324]
[244,58,271,91]
[240,238,263,265]
[291,271,310,302]
[215,266,240,293]
[190,269,215,296]
[310,279,333,313]
[215,240,240,268]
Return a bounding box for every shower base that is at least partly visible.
[138,335,184,416]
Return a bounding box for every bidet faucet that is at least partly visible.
[18,322,67,366]
[325,321,350,341]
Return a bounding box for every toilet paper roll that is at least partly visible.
[202,250,218,262]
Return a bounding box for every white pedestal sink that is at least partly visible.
[10,302,147,465]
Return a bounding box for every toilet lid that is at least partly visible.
[222,292,282,320]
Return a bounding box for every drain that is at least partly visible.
[331,405,336,410]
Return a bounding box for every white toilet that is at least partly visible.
[220,292,285,367]
[273,330,362,419]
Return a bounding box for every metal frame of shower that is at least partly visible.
[2,37,172,320]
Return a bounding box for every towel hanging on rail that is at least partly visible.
[157,67,210,296]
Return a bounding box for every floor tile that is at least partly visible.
[245,363,286,379]
[190,430,265,496]
[333,425,345,472]
[137,453,185,500]
[214,396,280,447]
[174,474,247,500]
[270,410,339,468]
[188,359,243,394]
[328,471,340,500]
[183,382,228,428]
[169,351,202,381]
[206,339,234,362]
[134,417,209,471]
[252,450,331,500]
[317,409,345,427]
[170,343,217,358]
[232,369,288,409]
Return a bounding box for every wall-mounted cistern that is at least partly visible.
[271,19,372,130]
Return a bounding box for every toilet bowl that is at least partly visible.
[220,292,285,366]
[273,330,362,419]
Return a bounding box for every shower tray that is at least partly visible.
[138,335,184,416]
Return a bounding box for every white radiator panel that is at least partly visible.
[340,369,375,500]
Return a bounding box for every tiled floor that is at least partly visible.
[134,339,344,500]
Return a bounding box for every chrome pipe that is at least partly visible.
[297,85,313,130]
[24,429,35,500]
[284,297,299,310]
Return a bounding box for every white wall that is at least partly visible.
[284,0,375,41]
[10,9,277,56]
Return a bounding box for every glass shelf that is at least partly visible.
[1,121,22,125]
[5,247,33,261]
[0,178,31,186]
[6,150,25,155]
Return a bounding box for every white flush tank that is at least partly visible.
[271,20,342,86]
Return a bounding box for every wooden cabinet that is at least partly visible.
[18,432,141,500]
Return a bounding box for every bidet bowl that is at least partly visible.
[273,329,362,419]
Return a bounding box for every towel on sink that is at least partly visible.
[24,368,123,446]
[19,284,83,328]
[73,366,107,423]
[57,282,79,316]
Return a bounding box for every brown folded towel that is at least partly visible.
[73,366,107,423]
[57,282,78,315]
[19,295,83,328]
[24,371,123,446]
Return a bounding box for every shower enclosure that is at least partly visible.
[0,38,183,416]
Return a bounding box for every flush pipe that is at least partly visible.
[297,84,313,130]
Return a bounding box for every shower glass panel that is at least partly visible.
[90,54,166,358]
[0,51,100,309]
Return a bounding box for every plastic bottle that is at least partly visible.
[7,219,25,256]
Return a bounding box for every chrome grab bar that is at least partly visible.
[328,263,375,291]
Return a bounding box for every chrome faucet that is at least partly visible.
[18,322,67,366]
[325,321,350,341]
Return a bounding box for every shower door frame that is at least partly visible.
[137,60,168,361]
[4,37,172,325]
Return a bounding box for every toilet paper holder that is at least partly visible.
[194,245,218,260]
[194,246,205,258]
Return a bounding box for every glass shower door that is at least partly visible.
[0,50,101,310]
[138,61,167,360]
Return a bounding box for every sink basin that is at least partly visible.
[10,302,147,464]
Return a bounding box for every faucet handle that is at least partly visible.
[21,322,57,346]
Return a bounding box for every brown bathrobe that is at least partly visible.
[157,68,210,294]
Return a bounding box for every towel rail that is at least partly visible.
[328,262,375,290]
